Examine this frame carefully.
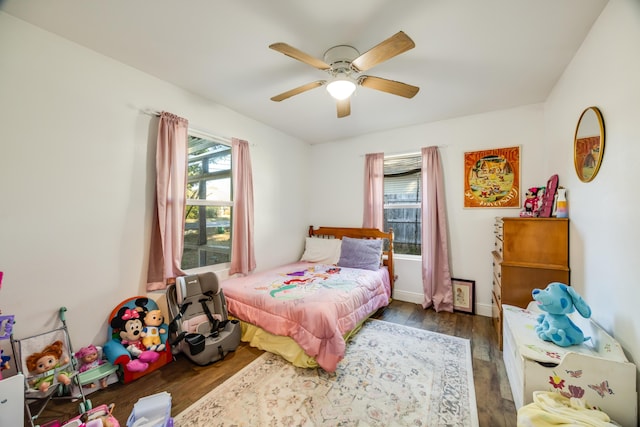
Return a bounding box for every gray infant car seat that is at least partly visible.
[166,272,241,365]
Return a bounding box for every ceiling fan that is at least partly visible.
[269,31,420,118]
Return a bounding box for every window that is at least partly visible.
[383,154,421,255]
[182,131,232,270]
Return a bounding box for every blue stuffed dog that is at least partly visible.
[532,282,591,347]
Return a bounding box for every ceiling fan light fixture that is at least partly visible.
[269,32,418,117]
[326,77,356,100]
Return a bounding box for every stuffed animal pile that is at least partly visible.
[109,298,168,372]
[532,282,591,347]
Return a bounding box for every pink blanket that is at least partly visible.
[221,262,391,372]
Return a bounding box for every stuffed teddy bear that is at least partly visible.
[532,282,592,347]
[141,309,167,351]
[26,340,72,392]
[110,307,160,372]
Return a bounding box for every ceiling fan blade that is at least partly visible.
[269,42,331,71]
[270,81,325,102]
[351,31,415,72]
[337,98,351,118]
[359,75,419,99]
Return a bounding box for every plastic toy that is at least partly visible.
[532,282,592,347]
[26,340,72,392]
[75,345,109,388]
[0,348,10,379]
[61,403,120,427]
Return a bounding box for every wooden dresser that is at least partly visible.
[492,217,569,348]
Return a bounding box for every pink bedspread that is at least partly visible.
[220,261,391,372]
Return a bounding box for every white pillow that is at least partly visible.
[300,237,342,264]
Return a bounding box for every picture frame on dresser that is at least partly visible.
[453,278,475,314]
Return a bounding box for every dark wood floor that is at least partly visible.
[34,300,517,426]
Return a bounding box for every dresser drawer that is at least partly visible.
[494,217,504,237]
[492,259,502,285]
[493,218,503,257]
[493,237,503,258]
[492,275,501,304]
[491,292,502,347]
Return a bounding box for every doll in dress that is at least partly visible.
[75,344,108,388]
[26,340,72,392]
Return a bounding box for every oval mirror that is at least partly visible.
[574,106,605,182]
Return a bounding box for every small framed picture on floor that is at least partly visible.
[453,278,475,314]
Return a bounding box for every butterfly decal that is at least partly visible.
[565,369,583,378]
[588,380,614,398]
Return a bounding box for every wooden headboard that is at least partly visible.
[308,226,395,293]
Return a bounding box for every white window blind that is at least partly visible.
[384,155,422,205]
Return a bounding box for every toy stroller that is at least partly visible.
[11,307,93,427]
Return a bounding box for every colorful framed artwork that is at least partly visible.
[464,146,521,208]
[453,278,475,314]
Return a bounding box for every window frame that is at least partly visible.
[182,129,233,272]
[383,153,422,257]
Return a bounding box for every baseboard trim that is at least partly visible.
[392,290,492,317]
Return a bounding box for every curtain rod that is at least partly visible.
[141,108,241,145]
[360,145,448,158]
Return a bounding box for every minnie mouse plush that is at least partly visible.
[110,303,159,372]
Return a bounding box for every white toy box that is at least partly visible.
[502,303,637,427]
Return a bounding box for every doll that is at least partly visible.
[26,340,72,392]
[141,309,167,351]
[75,344,108,388]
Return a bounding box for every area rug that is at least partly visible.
[174,319,478,426]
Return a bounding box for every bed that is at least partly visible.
[220,226,394,372]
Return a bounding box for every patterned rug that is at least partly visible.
[174,319,478,426]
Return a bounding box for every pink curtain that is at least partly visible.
[229,138,256,276]
[147,112,189,291]
[421,146,453,312]
[363,153,384,230]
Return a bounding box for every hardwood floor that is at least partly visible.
[34,300,517,426]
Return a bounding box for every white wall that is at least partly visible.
[309,104,551,314]
[0,12,310,365]
[544,0,640,385]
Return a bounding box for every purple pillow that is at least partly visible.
[337,236,383,271]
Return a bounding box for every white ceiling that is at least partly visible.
[1,0,608,144]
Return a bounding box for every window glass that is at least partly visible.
[384,154,422,255]
[182,134,232,269]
